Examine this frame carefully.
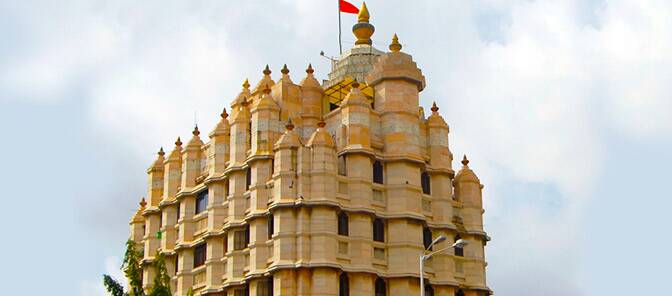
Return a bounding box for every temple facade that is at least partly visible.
[128,3,491,296]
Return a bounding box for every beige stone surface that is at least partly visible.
[127,4,490,295]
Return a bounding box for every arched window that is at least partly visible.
[421,171,431,195]
[423,226,433,250]
[373,160,384,184]
[338,212,349,236]
[455,289,465,296]
[425,283,434,296]
[454,235,464,257]
[339,273,349,296]
[267,214,274,240]
[373,218,385,242]
[375,277,386,296]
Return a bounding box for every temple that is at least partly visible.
[129,3,491,295]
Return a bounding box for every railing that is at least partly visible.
[373,247,385,260]
[193,268,206,286]
[195,216,208,234]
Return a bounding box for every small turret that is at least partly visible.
[209,108,231,175]
[229,99,251,166]
[427,102,453,170]
[129,197,146,243]
[162,137,183,202]
[340,81,372,150]
[181,125,205,189]
[454,155,483,207]
[300,64,324,140]
[251,85,281,156]
[146,147,166,207]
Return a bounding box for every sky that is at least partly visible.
[0,0,671,295]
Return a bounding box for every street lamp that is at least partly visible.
[420,236,468,296]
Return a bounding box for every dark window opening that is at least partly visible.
[373,218,385,242]
[421,171,431,195]
[425,283,434,296]
[246,167,252,191]
[373,160,384,184]
[176,202,181,221]
[455,289,465,296]
[234,230,247,250]
[196,190,208,214]
[375,277,386,296]
[339,273,349,296]
[423,227,433,250]
[454,235,464,257]
[267,214,274,240]
[338,155,347,176]
[174,255,179,273]
[330,102,339,111]
[257,277,273,296]
[194,243,207,268]
[338,212,349,236]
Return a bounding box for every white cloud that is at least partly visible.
[3,1,672,295]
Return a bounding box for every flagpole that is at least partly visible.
[338,0,342,54]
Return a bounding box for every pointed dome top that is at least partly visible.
[275,119,302,149]
[278,64,293,84]
[341,80,370,107]
[253,84,280,110]
[139,197,147,209]
[186,125,204,148]
[307,120,335,147]
[427,101,448,127]
[389,33,402,52]
[151,147,166,169]
[210,107,231,137]
[231,99,251,122]
[166,137,183,160]
[175,137,183,147]
[455,154,480,183]
[300,63,323,90]
[254,65,276,94]
[358,2,370,22]
[232,78,252,108]
[131,197,147,222]
[352,2,375,45]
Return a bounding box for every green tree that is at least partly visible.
[148,251,172,296]
[186,288,195,296]
[102,274,125,296]
[122,240,145,296]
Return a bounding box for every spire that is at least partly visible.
[158,147,165,157]
[254,65,276,94]
[300,63,322,89]
[389,33,402,52]
[175,137,183,147]
[358,2,370,22]
[431,102,439,113]
[243,78,250,89]
[221,107,229,119]
[352,2,375,45]
[281,64,289,75]
[139,197,147,209]
[462,155,469,166]
[254,83,280,110]
[210,107,231,137]
[187,125,204,147]
[192,125,200,136]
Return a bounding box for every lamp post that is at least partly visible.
[420,236,468,296]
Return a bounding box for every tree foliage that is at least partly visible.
[123,240,145,296]
[103,274,125,296]
[148,251,172,296]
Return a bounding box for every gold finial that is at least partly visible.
[306,63,314,74]
[389,33,402,52]
[175,137,182,147]
[286,118,295,130]
[461,155,469,166]
[158,147,165,156]
[431,102,439,112]
[139,197,147,209]
[242,78,250,89]
[358,2,370,22]
[317,120,326,128]
[192,125,200,136]
[352,2,374,45]
[351,79,360,88]
[281,64,289,75]
[263,64,271,76]
[221,107,228,119]
[263,83,272,94]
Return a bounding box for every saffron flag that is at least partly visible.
[340,0,359,14]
